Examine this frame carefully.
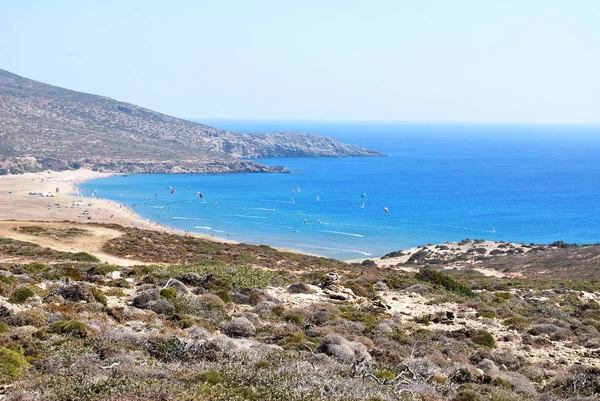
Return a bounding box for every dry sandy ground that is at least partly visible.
[0,170,151,229]
[348,240,529,278]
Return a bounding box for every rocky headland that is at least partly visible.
[0,68,384,175]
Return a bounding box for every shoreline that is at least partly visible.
[0,169,317,256]
[1,169,572,264]
[0,169,238,243]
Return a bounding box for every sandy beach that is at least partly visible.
[0,169,238,241]
[0,169,323,260]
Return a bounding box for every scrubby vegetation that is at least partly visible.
[0,225,598,400]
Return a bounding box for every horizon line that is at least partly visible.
[188,118,600,127]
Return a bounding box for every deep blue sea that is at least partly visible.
[79,121,600,260]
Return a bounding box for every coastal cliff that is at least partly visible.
[0,69,384,174]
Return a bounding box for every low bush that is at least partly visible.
[68,252,100,262]
[8,286,36,304]
[0,346,30,383]
[50,320,89,338]
[10,309,47,327]
[89,287,107,306]
[502,316,530,331]
[160,287,178,301]
[167,264,274,291]
[416,268,475,297]
[470,329,495,348]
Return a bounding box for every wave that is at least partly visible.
[193,226,212,230]
[171,216,208,221]
[319,230,364,238]
[231,214,267,219]
[264,200,296,204]
[244,207,276,211]
[303,245,371,256]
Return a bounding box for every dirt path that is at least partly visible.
[0,221,148,266]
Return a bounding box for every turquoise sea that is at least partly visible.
[79,121,600,260]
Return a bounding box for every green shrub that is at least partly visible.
[199,371,224,385]
[105,278,132,288]
[215,289,232,303]
[471,329,495,348]
[11,309,47,327]
[8,286,36,304]
[416,268,475,297]
[0,322,9,333]
[0,346,30,382]
[271,305,285,316]
[284,313,303,326]
[178,318,197,329]
[340,307,379,333]
[391,327,405,342]
[0,274,16,296]
[23,262,47,274]
[148,336,180,359]
[343,281,375,298]
[17,226,46,234]
[0,274,16,285]
[167,264,273,291]
[50,320,88,338]
[374,369,396,381]
[105,288,126,297]
[61,267,83,281]
[477,310,497,319]
[68,252,100,262]
[502,316,530,331]
[87,264,120,276]
[276,332,319,351]
[90,287,107,306]
[160,288,178,301]
[171,295,229,324]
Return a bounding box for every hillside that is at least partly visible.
[0,69,383,175]
[0,222,598,400]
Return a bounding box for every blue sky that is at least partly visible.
[1,0,598,123]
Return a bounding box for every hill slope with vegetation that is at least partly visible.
[0,69,383,175]
[0,222,598,400]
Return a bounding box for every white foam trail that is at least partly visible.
[171,216,208,221]
[264,200,296,204]
[244,207,276,211]
[329,220,495,234]
[148,206,163,209]
[303,245,371,256]
[193,226,212,230]
[231,214,267,219]
[320,230,364,238]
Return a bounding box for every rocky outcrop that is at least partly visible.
[0,68,384,175]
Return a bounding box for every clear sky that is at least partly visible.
[1,0,599,123]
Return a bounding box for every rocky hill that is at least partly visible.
[0,69,383,174]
